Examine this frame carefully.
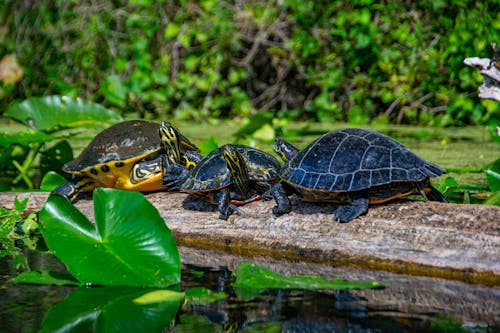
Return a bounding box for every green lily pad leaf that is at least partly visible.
[437,176,459,195]
[185,287,227,305]
[5,96,122,131]
[10,270,79,286]
[41,287,183,333]
[233,263,384,300]
[485,158,500,192]
[40,171,68,191]
[38,188,181,287]
[0,130,56,147]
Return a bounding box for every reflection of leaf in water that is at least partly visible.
[185,287,226,305]
[40,287,183,333]
[233,262,384,300]
[10,270,78,286]
[170,314,220,333]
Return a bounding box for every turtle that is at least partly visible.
[53,120,201,202]
[163,144,290,220]
[273,128,448,223]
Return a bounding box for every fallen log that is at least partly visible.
[1,191,498,285]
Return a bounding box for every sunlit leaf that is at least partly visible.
[252,123,276,141]
[10,270,79,286]
[437,176,459,195]
[233,262,384,300]
[197,136,219,156]
[485,158,500,192]
[5,96,122,131]
[233,113,274,138]
[0,130,56,147]
[41,287,183,333]
[40,171,68,191]
[484,191,500,206]
[38,188,181,287]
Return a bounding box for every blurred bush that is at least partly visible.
[0,0,498,125]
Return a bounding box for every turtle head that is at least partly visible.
[223,145,250,195]
[159,121,182,164]
[273,138,299,163]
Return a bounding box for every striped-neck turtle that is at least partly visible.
[163,144,290,220]
[53,120,201,202]
[273,128,447,222]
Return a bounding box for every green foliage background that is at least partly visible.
[0,0,499,125]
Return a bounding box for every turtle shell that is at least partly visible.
[63,120,163,173]
[280,128,444,193]
[182,144,280,192]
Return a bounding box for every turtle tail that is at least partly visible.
[425,185,448,203]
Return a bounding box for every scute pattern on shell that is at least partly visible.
[182,144,281,191]
[64,120,162,171]
[280,128,444,192]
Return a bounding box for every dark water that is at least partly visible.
[0,249,498,333]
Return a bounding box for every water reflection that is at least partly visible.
[1,253,498,332]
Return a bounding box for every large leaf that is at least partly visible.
[5,96,122,131]
[41,287,183,333]
[0,130,56,147]
[233,262,384,300]
[38,188,181,287]
[40,171,68,191]
[485,158,500,192]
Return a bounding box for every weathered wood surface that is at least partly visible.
[1,191,499,285]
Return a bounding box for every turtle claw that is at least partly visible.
[219,204,241,220]
[334,197,369,223]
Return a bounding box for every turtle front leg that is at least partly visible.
[162,162,190,191]
[269,182,292,217]
[216,187,236,220]
[334,196,369,223]
[52,175,95,203]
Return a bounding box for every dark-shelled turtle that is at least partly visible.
[53,120,201,202]
[163,144,290,220]
[273,128,447,222]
